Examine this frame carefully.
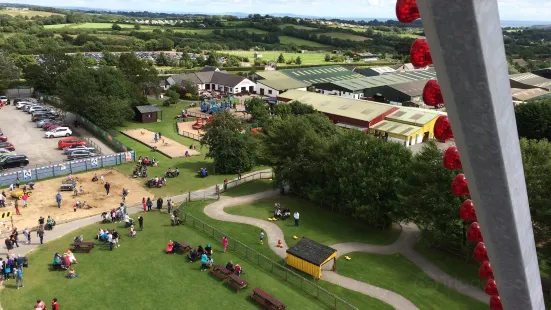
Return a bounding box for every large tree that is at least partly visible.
[117,52,159,95]
[56,64,135,129]
[515,99,551,141]
[245,97,270,126]
[23,51,71,95]
[201,111,259,174]
[0,51,20,93]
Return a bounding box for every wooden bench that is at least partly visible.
[210,264,232,280]
[249,288,286,310]
[177,241,192,253]
[227,273,248,292]
[71,242,95,253]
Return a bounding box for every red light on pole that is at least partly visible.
[433,115,454,142]
[443,145,462,170]
[460,199,477,221]
[467,222,483,243]
[410,38,432,68]
[479,261,494,279]
[452,173,470,197]
[396,0,420,23]
[422,79,444,107]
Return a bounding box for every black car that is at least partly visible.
[0,155,29,169]
[32,113,58,122]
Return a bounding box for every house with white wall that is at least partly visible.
[255,71,310,96]
[167,71,256,94]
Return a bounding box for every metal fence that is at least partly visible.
[174,119,202,141]
[0,152,135,187]
[178,171,358,310]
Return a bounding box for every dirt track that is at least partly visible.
[0,169,152,233]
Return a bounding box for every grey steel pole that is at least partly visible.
[416,0,544,309]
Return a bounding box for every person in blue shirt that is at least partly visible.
[200,253,210,271]
[55,192,62,208]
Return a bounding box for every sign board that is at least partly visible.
[1,212,12,218]
[125,152,132,161]
[23,169,32,180]
[60,164,66,171]
[91,158,98,168]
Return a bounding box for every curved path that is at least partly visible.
[203,190,487,309]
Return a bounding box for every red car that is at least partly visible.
[0,135,6,142]
[0,142,14,151]
[44,123,62,131]
[58,138,86,150]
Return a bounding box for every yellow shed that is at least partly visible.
[384,108,443,140]
[370,120,425,147]
[286,238,337,279]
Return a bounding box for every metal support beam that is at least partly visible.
[416,0,544,309]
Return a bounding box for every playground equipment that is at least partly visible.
[200,98,232,114]
[191,116,214,130]
[9,188,32,199]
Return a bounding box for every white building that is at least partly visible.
[254,71,310,96]
[166,69,256,94]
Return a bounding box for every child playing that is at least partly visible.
[23,228,30,244]
[259,230,265,245]
[277,240,283,248]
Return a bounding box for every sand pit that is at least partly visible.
[121,128,200,158]
[0,169,152,233]
[177,121,205,141]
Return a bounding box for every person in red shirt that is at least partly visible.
[51,298,59,310]
[35,299,45,309]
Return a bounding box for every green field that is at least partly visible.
[279,36,331,47]
[0,9,62,17]
[278,24,317,30]
[44,23,136,29]
[323,32,369,41]
[222,179,275,197]
[0,212,326,310]
[221,51,330,64]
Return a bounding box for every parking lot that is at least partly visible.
[0,101,114,169]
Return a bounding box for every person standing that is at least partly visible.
[12,228,19,248]
[37,227,45,245]
[237,168,242,180]
[14,199,21,215]
[167,199,172,215]
[294,211,300,227]
[38,216,45,229]
[21,193,28,208]
[154,133,158,143]
[107,231,114,251]
[100,175,105,184]
[222,236,228,253]
[156,197,163,210]
[24,227,30,244]
[112,230,119,248]
[14,267,23,289]
[138,216,143,231]
[146,197,152,211]
[104,182,111,196]
[142,197,146,212]
[51,298,59,310]
[122,188,128,202]
[259,230,265,245]
[4,238,13,253]
[35,299,45,310]
[55,192,62,208]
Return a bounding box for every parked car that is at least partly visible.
[29,107,48,115]
[23,104,39,112]
[43,123,64,131]
[12,98,24,105]
[0,142,15,151]
[0,135,6,142]
[66,147,96,156]
[32,113,58,122]
[15,101,32,109]
[0,155,29,169]
[67,150,96,160]
[58,138,86,150]
[63,144,91,153]
[36,119,56,128]
[0,149,15,156]
[0,96,8,105]
[0,152,16,160]
[45,127,72,138]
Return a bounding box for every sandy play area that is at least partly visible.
[121,128,200,158]
[0,169,152,232]
[177,120,205,141]
[186,106,249,119]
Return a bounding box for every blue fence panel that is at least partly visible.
[0,151,135,187]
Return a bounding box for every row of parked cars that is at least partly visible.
[0,126,29,170]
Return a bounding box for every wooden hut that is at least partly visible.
[286,238,337,279]
[135,105,163,123]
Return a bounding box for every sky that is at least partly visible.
[4,0,551,21]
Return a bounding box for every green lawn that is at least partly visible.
[222,179,275,197]
[221,51,331,65]
[183,201,393,310]
[0,10,62,17]
[279,24,317,30]
[336,252,487,310]
[279,36,331,47]
[225,196,401,247]
[322,32,369,41]
[113,100,266,197]
[0,212,325,310]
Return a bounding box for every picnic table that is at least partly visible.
[177,241,192,253]
[226,273,248,291]
[249,288,287,310]
[210,264,232,280]
[71,242,95,253]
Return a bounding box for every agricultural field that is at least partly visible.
[44,23,136,29]
[279,35,331,47]
[322,32,369,41]
[0,9,62,17]
[221,50,330,64]
[278,23,317,30]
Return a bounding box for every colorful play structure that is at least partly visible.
[192,115,214,130]
[200,96,233,114]
[248,123,263,135]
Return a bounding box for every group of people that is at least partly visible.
[1,253,28,288]
[33,299,59,310]
[224,260,243,276]
[97,228,121,251]
[138,156,158,167]
[273,203,291,220]
[198,168,208,177]
[147,176,167,188]
[165,167,180,178]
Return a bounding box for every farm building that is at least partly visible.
[277,90,398,129]
[279,65,364,88]
[355,66,396,77]
[166,71,255,94]
[135,105,163,123]
[255,71,310,96]
[286,238,337,279]
[509,73,551,91]
[510,88,550,101]
[532,68,551,79]
[375,107,441,146]
[317,70,437,101]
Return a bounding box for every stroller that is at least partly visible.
[133,165,148,178]
[74,235,84,243]
[124,217,136,228]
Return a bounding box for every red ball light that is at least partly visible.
[443,146,462,170]
[422,80,444,107]
[485,279,499,296]
[433,115,454,142]
[473,242,488,262]
[451,173,470,197]
[410,38,432,68]
[396,0,420,23]
[460,199,477,221]
[489,295,503,310]
[479,260,494,279]
[467,222,483,243]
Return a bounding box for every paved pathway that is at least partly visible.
[203,191,488,309]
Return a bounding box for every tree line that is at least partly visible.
[202,98,551,264]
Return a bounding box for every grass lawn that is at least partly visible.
[225,196,401,247]
[222,179,275,197]
[113,100,266,197]
[322,32,369,41]
[0,10,62,17]
[183,201,393,310]
[279,24,317,30]
[279,36,331,47]
[221,51,330,65]
[336,252,487,310]
[0,212,325,310]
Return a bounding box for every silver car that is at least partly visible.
[65,146,95,155]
